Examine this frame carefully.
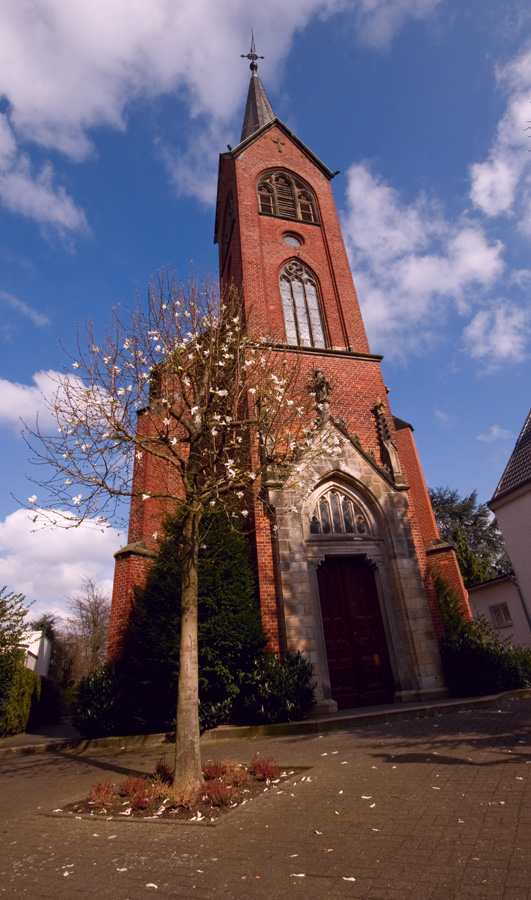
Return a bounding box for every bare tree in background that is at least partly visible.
[66,577,111,679]
[23,272,317,795]
[31,581,111,685]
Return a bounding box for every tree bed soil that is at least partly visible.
[55,757,308,825]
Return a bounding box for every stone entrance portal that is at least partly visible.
[316,555,395,709]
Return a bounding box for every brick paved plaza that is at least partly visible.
[1,697,531,899]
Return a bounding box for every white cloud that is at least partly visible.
[469,46,531,222]
[462,301,531,368]
[0,290,49,326]
[0,508,121,618]
[0,113,17,166]
[0,0,444,220]
[0,154,89,235]
[351,0,443,49]
[477,424,514,443]
[0,369,63,432]
[341,163,505,357]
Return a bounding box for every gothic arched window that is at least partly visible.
[279,261,326,348]
[257,172,318,224]
[309,488,370,536]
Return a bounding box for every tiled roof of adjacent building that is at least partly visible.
[492,409,531,501]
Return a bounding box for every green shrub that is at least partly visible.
[233,651,315,725]
[73,512,316,736]
[122,510,266,734]
[73,510,266,737]
[27,676,63,728]
[0,664,40,737]
[434,574,531,697]
[73,663,131,737]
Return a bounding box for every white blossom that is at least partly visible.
[28,495,37,504]
[72,362,80,369]
[73,494,82,505]
[142,494,150,501]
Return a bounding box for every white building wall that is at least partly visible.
[493,489,531,613]
[22,632,51,678]
[469,578,531,648]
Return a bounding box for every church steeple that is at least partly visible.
[240,35,274,143]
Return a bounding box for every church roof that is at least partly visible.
[239,37,275,142]
[240,69,275,143]
[240,68,275,143]
[491,408,531,502]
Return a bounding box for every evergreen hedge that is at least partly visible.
[73,510,316,737]
[0,663,41,737]
[434,574,531,696]
[123,510,266,733]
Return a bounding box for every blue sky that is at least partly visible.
[1,0,530,617]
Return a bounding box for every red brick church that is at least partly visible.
[110,47,468,713]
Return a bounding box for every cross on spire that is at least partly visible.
[241,31,264,74]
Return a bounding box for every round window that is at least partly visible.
[283,233,302,247]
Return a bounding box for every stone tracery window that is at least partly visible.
[257,171,318,223]
[279,261,326,348]
[310,488,370,536]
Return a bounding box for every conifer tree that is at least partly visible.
[124,510,265,733]
[429,487,512,588]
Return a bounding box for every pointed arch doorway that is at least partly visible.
[317,556,395,709]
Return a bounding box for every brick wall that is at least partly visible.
[394,422,471,638]
[110,117,459,678]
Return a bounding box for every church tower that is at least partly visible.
[109,44,469,712]
[212,44,467,710]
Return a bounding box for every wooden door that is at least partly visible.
[317,556,394,709]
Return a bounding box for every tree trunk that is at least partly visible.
[173,507,203,795]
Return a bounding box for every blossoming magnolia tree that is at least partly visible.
[24,272,317,794]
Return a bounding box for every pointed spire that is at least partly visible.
[240,33,275,143]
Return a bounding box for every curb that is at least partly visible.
[2,688,531,759]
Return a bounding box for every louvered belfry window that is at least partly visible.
[279,261,326,348]
[257,172,318,223]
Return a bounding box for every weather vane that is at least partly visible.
[241,30,264,73]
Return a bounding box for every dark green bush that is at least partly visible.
[73,510,266,737]
[0,664,40,737]
[122,510,266,734]
[233,651,315,725]
[73,663,131,737]
[27,676,63,728]
[73,511,317,738]
[434,574,531,697]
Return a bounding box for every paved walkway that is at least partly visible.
[1,695,531,898]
